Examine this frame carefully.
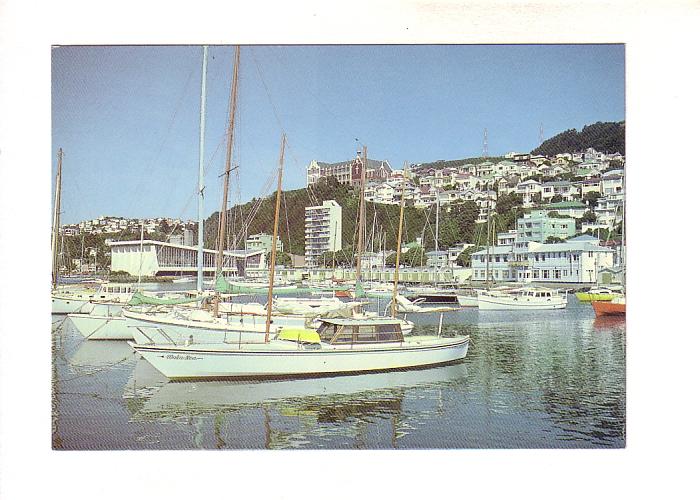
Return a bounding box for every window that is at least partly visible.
[543,270,549,279]
[533,270,539,278]
[555,270,561,279]
[563,270,568,277]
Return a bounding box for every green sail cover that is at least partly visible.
[215,275,312,296]
[127,291,200,306]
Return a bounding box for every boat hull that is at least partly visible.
[477,294,567,310]
[122,309,306,345]
[52,296,91,314]
[575,292,617,302]
[68,313,133,340]
[591,300,626,317]
[130,336,470,380]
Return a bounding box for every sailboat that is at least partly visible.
[66,47,212,336]
[129,72,468,379]
[592,177,626,317]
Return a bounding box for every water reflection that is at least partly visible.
[52,292,625,449]
[122,361,469,449]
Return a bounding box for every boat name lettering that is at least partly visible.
[163,354,203,361]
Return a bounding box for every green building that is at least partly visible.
[516,210,576,243]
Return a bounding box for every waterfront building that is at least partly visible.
[107,240,266,277]
[470,237,614,284]
[516,210,576,242]
[304,200,342,266]
[245,232,283,253]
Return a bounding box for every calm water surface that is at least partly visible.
[51,295,625,449]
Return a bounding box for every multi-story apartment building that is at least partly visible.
[516,210,576,242]
[245,233,284,253]
[304,200,342,266]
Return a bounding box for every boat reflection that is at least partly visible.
[122,360,468,448]
[67,340,134,370]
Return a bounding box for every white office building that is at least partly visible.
[470,235,614,284]
[304,200,343,266]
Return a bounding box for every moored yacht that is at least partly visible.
[477,287,568,310]
[129,316,467,380]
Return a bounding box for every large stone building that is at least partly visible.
[304,200,343,266]
[306,153,393,188]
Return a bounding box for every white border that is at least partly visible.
[2,1,700,499]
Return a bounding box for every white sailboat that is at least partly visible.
[130,316,468,379]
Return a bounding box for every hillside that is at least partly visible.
[531,121,625,156]
[411,156,506,173]
[203,177,483,255]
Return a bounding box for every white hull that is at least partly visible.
[477,294,567,310]
[52,296,90,314]
[130,336,470,380]
[456,295,478,307]
[122,309,307,345]
[68,313,133,340]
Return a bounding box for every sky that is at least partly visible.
[52,44,625,224]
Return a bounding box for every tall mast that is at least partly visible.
[391,162,408,317]
[265,133,286,342]
[435,191,440,284]
[486,199,491,285]
[51,148,64,290]
[355,146,367,283]
[213,46,240,317]
[197,45,208,293]
[138,219,145,287]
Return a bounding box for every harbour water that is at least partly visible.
[51,295,625,450]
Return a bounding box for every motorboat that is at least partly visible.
[52,282,136,314]
[592,295,626,317]
[575,286,623,302]
[129,316,468,380]
[477,287,568,310]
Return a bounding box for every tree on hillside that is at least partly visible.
[456,246,483,267]
[550,194,563,203]
[583,191,602,208]
[576,210,597,230]
[531,121,625,156]
[545,236,565,243]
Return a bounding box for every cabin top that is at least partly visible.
[317,319,405,345]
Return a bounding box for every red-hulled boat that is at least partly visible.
[591,297,626,317]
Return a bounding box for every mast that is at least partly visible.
[265,133,286,342]
[355,146,367,283]
[197,45,208,293]
[51,148,64,290]
[213,46,240,317]
[391,162,409,317]
[486,199,491,285]
[137,219,145,287]
[434,191,440,284]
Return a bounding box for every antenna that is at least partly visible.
[539,123,544,144]
[482,128,488,157]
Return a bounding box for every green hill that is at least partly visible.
[531,121,625,156]
[204,177,482,255]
